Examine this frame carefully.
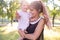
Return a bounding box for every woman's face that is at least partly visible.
[29,7,39,18]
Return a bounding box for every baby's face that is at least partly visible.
[21,2,29,12]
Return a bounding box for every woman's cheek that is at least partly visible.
[31,13,35,17]
[30,10,36,17]
[33,12,37,17]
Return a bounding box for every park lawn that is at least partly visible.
[44,26,60,40]
[0,26,60,40]
[0,27,19,40]
[0,31,19,40]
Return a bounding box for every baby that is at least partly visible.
[16,1,31,40]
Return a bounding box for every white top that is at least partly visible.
[30,16,44,24]
[17,10,31,30]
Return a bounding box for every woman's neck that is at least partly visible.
[30,15,40,22]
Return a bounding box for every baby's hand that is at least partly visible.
[16,13,20,19]
[24,30,28,34]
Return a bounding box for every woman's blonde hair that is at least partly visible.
[30,1,51,28]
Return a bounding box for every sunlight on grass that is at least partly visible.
[0,31,19,40]
[0,22,60,40]
[0,22,18,34]
[44,27,60,40]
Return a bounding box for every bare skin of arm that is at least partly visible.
[41,0,52,29]
[15,11,21,20]
[22,19,45,40]
[18,30,25,38]
[43,14,52,29]
[16,11,24,38]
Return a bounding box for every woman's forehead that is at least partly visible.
[29,6,34,10]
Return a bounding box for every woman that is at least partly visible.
[18,1,51,40]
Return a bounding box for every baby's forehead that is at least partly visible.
[21,1,29,5]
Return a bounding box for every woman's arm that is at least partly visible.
[41,0,52,29]
[24,19,45,40]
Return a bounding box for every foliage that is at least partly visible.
[0,0,7,23]
[0,0,20,24]
[6,0,20,25]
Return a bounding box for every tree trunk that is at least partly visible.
[11,15,13,26]
[1,17,4,24]
[1,13,4,24]
[52,14,56,27]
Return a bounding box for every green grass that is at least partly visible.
[0,27,19,40]
[0,32,19,40]
[0,26,60,40]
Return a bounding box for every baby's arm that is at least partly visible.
[16,11,21,20]
[18,37,23,40]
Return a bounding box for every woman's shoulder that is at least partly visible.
[39,16,45,23]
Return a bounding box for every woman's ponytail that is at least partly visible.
[40,1,51,29]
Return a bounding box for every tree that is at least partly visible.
[6,0,20,25]
[42,0,60,27]
[50,7,60,27]
[49,0,60,27]
[0,0,7,23]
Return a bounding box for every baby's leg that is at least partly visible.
[18,29,24,40]
[18,37,23,40]
[18,29,24,37]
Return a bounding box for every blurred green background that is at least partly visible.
[0,0,60,40]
